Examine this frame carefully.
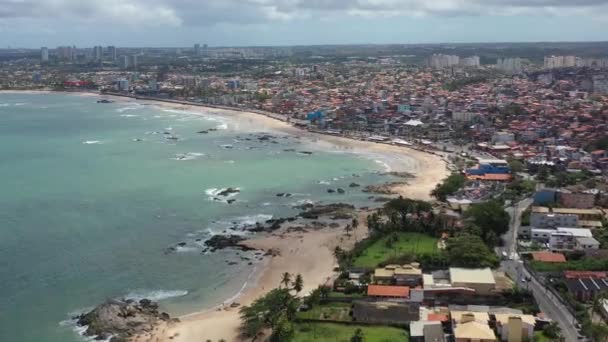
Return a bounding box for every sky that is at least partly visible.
[1,0,608,48]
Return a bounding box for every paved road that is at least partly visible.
[498,198,581,341]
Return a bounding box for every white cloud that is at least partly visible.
[0,0,607,27]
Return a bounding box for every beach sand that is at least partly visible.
[121,99,449,342]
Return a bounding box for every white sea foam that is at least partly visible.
[318,180,331,185]
[116,104,142,113]
[119,114,139,118]
[175,245,200,253]
[216,123,228,130]
[83,140,101,145]
[0,103,10,107]
[205,187,242,203]
[124,289,188,302]
[374,159,392,172]
[172,152,205,161]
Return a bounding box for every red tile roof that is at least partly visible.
[428,314,449,322]
[564,271,607,279]
[532,252,567,263]
[367,285,410,298]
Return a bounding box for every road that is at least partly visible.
[498,198,581,341]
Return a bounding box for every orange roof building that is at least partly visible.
[531,251,566,263]
[367,285,410,298]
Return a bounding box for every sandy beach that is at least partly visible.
[2,90,448,342]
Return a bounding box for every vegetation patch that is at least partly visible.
[352,232,439,268]
[293,322,409,342]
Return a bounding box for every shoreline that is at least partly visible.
[1,89,449,342]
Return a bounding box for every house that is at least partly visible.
[530,209,578,228]
[454,321,496,342]
[564,271,608,302]
[367,285,410,300]
[531,251,567,263]
[494,314,536,342]
[373,263,423,286]
[410,321,446,342]
[558,190,596,209]
[450,268,496,295]
[352,301,419,325]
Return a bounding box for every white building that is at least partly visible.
[41,47,49,62]
[452,111,478,122]
[117,79,129,91]
[496,58,523,74]
[428,54,460,69]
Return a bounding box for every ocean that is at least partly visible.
[0,92,394,341]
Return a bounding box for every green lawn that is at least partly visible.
[294,322,409,342]
[353,232,438,268]
[297,302,352,322]
[534,331,555,342]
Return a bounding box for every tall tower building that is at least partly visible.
[194,43,201,56]
[41,47,49,62]
[93,46,103,61]
[107,46,117,61]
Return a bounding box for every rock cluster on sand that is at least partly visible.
[362,182,406,195]
[76,298,177,342]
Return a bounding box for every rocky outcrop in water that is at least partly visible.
[382,171,415,179]
[216,187,240,197]
[203,235,255,252]
[299,203,356,220]
[76,298,177,341]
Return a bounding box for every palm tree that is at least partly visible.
[293,274,304,294]
[280,272,291,288]
[344,224,352,238]
[333,246,344,262]
[351,217,359,242]
[350,328,365,342]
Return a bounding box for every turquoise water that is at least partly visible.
[0,93,389,342]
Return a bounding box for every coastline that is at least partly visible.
[1,90,449,342]
[116,97,449,341]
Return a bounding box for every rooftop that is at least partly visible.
[531,251,567,263]
[367,285,410,298]
[450,268,496,285]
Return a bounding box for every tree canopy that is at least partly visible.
[446,234,499,268]
[239,288,299,340]
[464,201,510,246]
[432,173,466,201]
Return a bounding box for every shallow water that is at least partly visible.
[0,93,396,341]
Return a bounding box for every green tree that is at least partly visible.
[543,321,562,339]
[350,328,365,342]
[239,288,299,339]
[293,274,304,295]
[270,313,295,342]
[446,235,499,268]
[464,201,510,246]
[432,173,466,201]
[508,159,524,173]
[345,224,352,237]
[281,272,292,288]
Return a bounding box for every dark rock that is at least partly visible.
[327,189,336,193]
[329,223,340,228]
[337,188,345,194]
[76,298,169,341]
[177,242,187,247]
[362,182,405,195]
[299,203,356,220]
[298,151,313,155]
[227,199,236,204]
[203,235,255,252]
[216,187,240,197]
[349,183,361,188]
[196,130,208,134]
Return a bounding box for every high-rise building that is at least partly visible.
[496,58,524,74]
[107,46,117,61]
[460,56,480,68]
[202,44,209,57]
[128,55,138,69]
[121,55,129,69]
[57,46,74,61]
[194,43,201,56]
[93,46,103,61]
[41,47,49,62]
[428,54,460,69]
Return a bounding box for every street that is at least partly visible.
[499,198,581,341]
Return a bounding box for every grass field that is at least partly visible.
[294,322,409,342]
[534,331,554,342]
[353,232,439,268]
[297,302,353,322]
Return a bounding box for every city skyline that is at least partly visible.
[1,0,608,47]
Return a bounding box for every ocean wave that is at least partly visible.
[0,103,10,107]
[172,152,205,161]
[217,123,228,130]
[374,159,392,172]
[116,104,142,113]
[59,317,112,342]
[205,187,241,203]
[119,114,139,118]
[124,289,188,302]
[82,140,102,145]
[318,180,331,185]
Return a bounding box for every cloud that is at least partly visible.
[1,0,608,28]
